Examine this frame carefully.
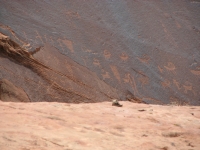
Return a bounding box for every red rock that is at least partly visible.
[0,1,200,104]
[0,79,30,102]
[0,101,200,150]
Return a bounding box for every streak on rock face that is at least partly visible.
[0,79,30,102]
[110,65,121,83]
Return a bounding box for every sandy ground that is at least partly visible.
[0,101,200,150]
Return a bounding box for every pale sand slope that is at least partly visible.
[0,101,199,150]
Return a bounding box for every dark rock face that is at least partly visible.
[0,33,120,102]
[0,0,199,105]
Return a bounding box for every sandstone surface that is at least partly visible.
[0,101,200,150]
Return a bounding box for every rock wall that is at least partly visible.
[0,0,199,104]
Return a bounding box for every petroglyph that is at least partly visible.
[173,79,181,90]
[183,81,194,95]
[120,52,129,61]
[123,73,139,96]
[183,85,193,94]
[164,62,176,71]
[172,80,196,96]
[59,39,74,53]
[123,73,130,83]
[110,65,121,82]
[101,69,110,80]
[130,75,139,96]
[161,79,171,88]
[190,69,200,75]
[93,58,101,68]
[137,55,150,64]
[35,30,44,43]
[103,50,111,59]
[158,66,164,73]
